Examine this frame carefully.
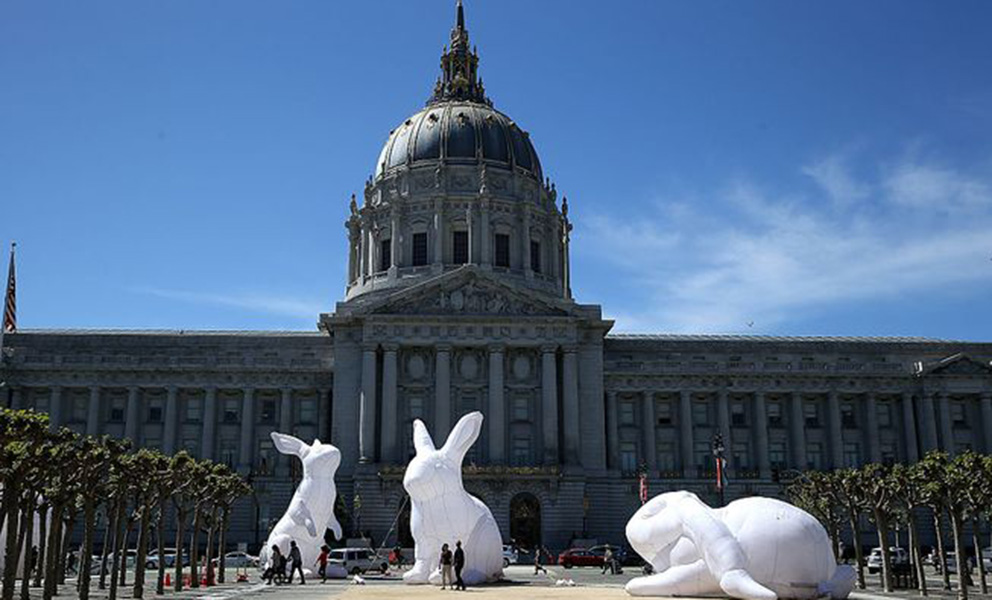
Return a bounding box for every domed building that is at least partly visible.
[2,1,990,554]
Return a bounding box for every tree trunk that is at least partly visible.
[33,504,47,588]
[189,507,202,589]
[57,511,75,586]
[2,481,21,600]
[173,507,186,592]
[107,500,126,600]
[98,503,117,590]
[972,516,987,594]
[908,512,927,596]
[934,510,951,591]
[204,506,218,586]
[950,511,968,600]
[19,499,35,600]
[131,508,150,600]
[849,512,865,589]
[875,511,893,593]
[118,516,134,588]
[154,499,166,596]
[217,508,229,584]
[77,497,96,600]
[42,504,62,600]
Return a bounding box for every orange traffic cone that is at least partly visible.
[165,573,171,587]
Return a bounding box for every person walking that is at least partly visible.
[602,546,614,575]
[263,545,283,585]
[315,544,330,583]
[453,540,466,590]
[439,543,454,590]
[288,540,305,584]
[533,546,548,575]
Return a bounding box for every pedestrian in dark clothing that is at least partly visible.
[533,546,548,575]
[263,545,283,585]
[453,540,466,590]
[288,540,305,584]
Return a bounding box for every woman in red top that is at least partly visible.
[314,545,330,583]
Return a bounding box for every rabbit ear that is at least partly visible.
[412,419,435,455]
[271,432,310,458]
[440,411,483,463]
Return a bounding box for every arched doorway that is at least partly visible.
[397,499,414,548]
[509,493,542,551]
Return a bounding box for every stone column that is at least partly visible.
[359,345,378,463]
[901,393,918,463]
[541,346,559,465]
[125,386,140,443]
[389,210,400,274]
[921,393,939,452]
[938,393,954,455]
[279,388,293,473]
[358,223,367,279]
[521,210,532,277]
[487,345,505,462]
[163,386,178,454]
[433,198,444,268]
[435,345,452,443]
[201,387,217,461]
[562,347,581,466]
[318,388,331,443]
[606,391,619,470]
[981,393,992,455]
[865,393,881,463]
[86,386,101,437]
[790,393,806,469]
[466,206,475,265]
[49,386,63,431]
[753,392,771,479]
[480,199,491,266]
[828,391,843,469]
[239,388,255,472]
[642,392,657,475]
[679,391,694,477]
[717,390,732,475]
[380,345,399,464]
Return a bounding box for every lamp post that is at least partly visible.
[711,433,726,507]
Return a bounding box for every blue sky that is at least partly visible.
[1,1,990,340]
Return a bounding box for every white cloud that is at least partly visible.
[131,287,326,320]
[580,151,992,334]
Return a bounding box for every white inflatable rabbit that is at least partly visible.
[402,411,504,585]
[259,433,343,575]
[625,491,856,600]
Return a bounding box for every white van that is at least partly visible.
[867,547,909,574]
[328,548,388,575]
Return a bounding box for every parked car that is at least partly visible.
[867,547,909,574]
[935,551,974,575]
[588,544,629,566]
[146,548,186,569]
[983,548,992,571]
[557,548,602,568]
[502,545,519,568]
[327,547,388,575]
[91,549,138,574]
[211,551,259,569]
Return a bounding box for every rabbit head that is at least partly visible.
[626,490,690,569]
[271,432,341,479]
[403,411,483,502]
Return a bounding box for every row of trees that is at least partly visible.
[787,451,992,600]
[0,407,252,600]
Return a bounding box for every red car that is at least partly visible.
[557,548,603,568]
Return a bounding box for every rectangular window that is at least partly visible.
[144,436,162,451]
[656,401,672,425]
[258,439,275,474]
[803,401,819,428]
[408,396,424,420]
[379,239,391,272]
[657,441,675,472]
[619,401,635,425]
[806,442,823,470]
[185,397,203,423]
[223,398,240,423]
[109,398,126,423]
[620,441,638,473]
[881,442,897,465]
[732,442,750,469]
[412,232,428,266]
[512,396,529,421]
[453,231,469,264]
[530,240,541,273]
[260,399,277,424]
[691,401,709,426]
[841,403,857,428]
[843,443,860,468]
[147,398,164,424]
[767,402,783,427]
[299,398,317,424]
[876,402,892,428]
[512,437,531,467]
[494,233,510,268]
[769,441,786,469]
[731,402,747,426]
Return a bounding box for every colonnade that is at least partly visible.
[358,343,582,466]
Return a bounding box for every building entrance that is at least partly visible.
[509,493,542,552]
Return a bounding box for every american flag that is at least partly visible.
[638,472,648,504]
[2,243,15,334]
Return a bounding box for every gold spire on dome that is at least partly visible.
[428,1,491,106]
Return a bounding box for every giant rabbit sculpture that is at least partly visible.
[625,491,856,600]
[402,411,504,585]
[259,433,344,575]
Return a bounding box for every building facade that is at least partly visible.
[3,4,991,552]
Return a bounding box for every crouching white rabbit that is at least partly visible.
[402,411,504,585]
[259,433,343,574]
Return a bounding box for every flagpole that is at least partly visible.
[0,241,14,364]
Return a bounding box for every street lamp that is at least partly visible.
[711,433,726,507]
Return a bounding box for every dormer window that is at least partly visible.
[453,231,468,264]
[494,234,510,268]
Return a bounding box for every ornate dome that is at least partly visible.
[374,103,542,182]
